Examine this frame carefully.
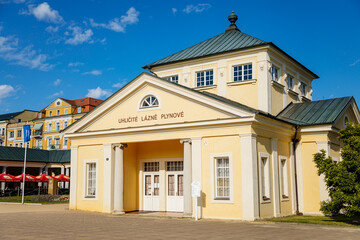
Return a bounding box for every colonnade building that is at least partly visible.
[64,12,360,220]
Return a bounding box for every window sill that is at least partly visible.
[301,96,311,102]
[211,198,233,204]
[84,195,97,200]
[261,196,271,204]
[281,195,290,202]
[227,79,257,86]
[287,89,299,96]
[194,85,217,90]
[271,80,285,89]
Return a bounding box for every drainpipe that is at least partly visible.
[292,125,302,215]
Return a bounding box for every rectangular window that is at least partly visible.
[37,140,42,148]
[9,144,12,147]
[55,138,60,149]
[48,138,52,148]
[64,109,68,114]
[286,75,293,89]
[233,63,252,81]
[56,110,60,116]
[280,157,289,200]
[166,161,183,171]
[164,75,179,84]
[48,123,52,132]
[196,70,213,87]
[260,153,271,201]
[49,111,52,117]
[20,143,23,148]
[300,82,307,96]
[215,157,230,200]
[77,107,82,113]
[38,113,42,119]
[64,121,68,128]
[9,131,14,138]
[56,122,60,131]
[64,137,68,146]
[86,162,96,197]
[1,128,4,136]
[15,143,18,147]
[17,130,22,138]
[144,162,159,172]
[271,66,279,82]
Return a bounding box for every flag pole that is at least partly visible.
[21,140,27,204]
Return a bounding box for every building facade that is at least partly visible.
[64,13,360,220]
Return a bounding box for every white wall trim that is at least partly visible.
[70,146,78,209]
[102,143,114,213]
[271,138,280,217]
[258,152,271,204]
[296,142,304,212]
[191,137,202,218]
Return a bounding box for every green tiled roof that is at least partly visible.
[276,97,353,126]
[143,30,266,69]
[0,147,70,163]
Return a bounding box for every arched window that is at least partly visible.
[140,95,159,109]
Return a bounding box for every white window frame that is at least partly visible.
[17,130,22,138]
[300,81,307,97]
[56,122,60,132]
[64,109,68,115]
[77,107,81,113]
[195,69,214,87]
[232,63,253,82]
[48,123,52,132]
[279,155,289,201]
[271,65,280,82]
[9,131,14,139]
[259,152,271,203]
[164,75,179,84]
[49,111,52,117]
[48,138,52,149]
[137,92,162,111]
[63,137,68,148]
[210,152,233,203]
[56,110,60,116]
[286,74,294,90]
[64,121,68,129]
[83,159,98,200]
[344,114,349,128]
[38,113,42,119]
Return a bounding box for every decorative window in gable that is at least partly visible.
[140,95,159,109]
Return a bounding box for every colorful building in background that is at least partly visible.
[0,97,102,150]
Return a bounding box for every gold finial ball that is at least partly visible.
[228,11,238,24]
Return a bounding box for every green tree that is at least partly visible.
[313,123,360,217]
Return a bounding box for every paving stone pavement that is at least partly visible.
[0,204,359,240]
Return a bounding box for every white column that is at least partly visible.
[69,146,78,209]
[1,166,7,191]
[103,143,114,213]
[289,142,297,214]
[181,139,192,216]
[317,141,330,202]
[257,52,271,113]
[271,138,280,217]
[240,133,259,220]
[191,137,202,218]
[295,142,304,213]
[60,166,65,188]
[113,143,126,214]
[65,167,70,189]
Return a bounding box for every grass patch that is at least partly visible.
[0,195,69,204]
[265,215,360,227]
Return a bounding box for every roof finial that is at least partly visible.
[225,11,240,33]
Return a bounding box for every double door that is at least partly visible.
[166,172,184,212]
[143,173,160,211]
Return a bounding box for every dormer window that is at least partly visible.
[78,107,82,113]
[271,66,279,82]
[164,75,179,84]
[38,113,42,119]
[140,95,159,109]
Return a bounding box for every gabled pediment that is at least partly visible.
[65,72,255,134]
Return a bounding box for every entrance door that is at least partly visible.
[143,172,160,211]
[166,161,184,212]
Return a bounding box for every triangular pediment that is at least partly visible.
[46,98,72,110]
[65,73,255,134]
[333,99,360,129]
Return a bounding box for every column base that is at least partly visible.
[112,210,125,215]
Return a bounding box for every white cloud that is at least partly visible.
[45,26,59,33]
[0,35,53,71]
[21,2,64,24]
[0,84,16,102]
[89,7,139,33]
[65,26,93,45]
[0,0,26,4]
[112,78,128,88]
[86,87,111,99]
[53,78,61,86]
[350,59,360,67]
[68,62,84,67]
[83,70,102,76]
[183,4,211,13]
[172,8,177,15]
[48,90,63,99]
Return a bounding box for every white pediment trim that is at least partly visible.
[64,72,255,134]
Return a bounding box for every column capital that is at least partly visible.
[180,138,192,144]
[112,143,128,150]
[239,133,257,138]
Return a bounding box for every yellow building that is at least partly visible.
[31,97,103,150]
[64,12,360,220]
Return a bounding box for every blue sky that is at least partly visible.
[0,0,360,113]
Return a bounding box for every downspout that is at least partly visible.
[292,125,302,215]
